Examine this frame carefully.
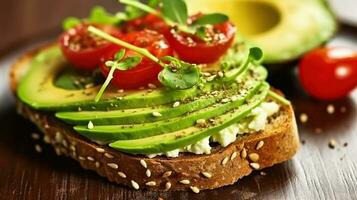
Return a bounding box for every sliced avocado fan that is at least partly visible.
[17,42,272,154]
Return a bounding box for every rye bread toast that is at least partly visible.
[9,46,300,192]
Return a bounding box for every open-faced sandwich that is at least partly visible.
[9,0,299,193]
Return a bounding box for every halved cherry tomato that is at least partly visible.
[59,23,122,70]
[165,16,236,64]
[299,47,357,100]
[99,30,173,89]
[123,14,169,34]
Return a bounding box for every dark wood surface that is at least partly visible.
[1,1,357,200]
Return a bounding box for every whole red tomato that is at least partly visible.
[299,47,357,100]
[165,16,236,64]
[59,23,122,70]
[99,30,173,89]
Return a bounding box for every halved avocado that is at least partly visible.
[188,0,337,64]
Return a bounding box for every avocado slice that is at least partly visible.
[55,65,267,125]
[17,44,255,111]
[188,0,336,64]
[17,46,203,111]
[74,75,264,142]
[109,83,269,154]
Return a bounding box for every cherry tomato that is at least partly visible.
[299,47,357,100]
[99,30,173,89]
[165,16,236,64]
[123,14,169,34]
[59,23,122,70]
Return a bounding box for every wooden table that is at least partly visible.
[1,1,357,199]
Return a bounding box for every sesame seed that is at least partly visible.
[241,148,247,159]
[299,113,308,123]
[201,172,212,178]
[173,101,180,108]
[62,140,68,148]
[206,75,216,82]
[55,147,62,156]
[329,139,337,149]
[250,163,260,170]
[196,119,207,127]
[88,121,94,129]
[140,159,147,168]
[55,132,63,143]
[78,107,82,112]
[260,171,267,176]
[96,148,105,153]
[152,111,162,117]
[131,180,140,190]
[230,152,238,160]
[87,156,95,161]
[118,172,127,178]
[70,145,76,152]
[44,124,50,129]
[203,72,211,77]
[165,182,171,191]
[146,169,151,177]
[231,96,238,102]
[218,71,224,78]
[190,186,200,194]
[35,144,42,153]
[31,133,40,140]
[95,162,100,168]
[248,153,260,162]
[145,181,156,186]
[117,89,124,93]
[107,163,119,169]
[221,98,230,103]
[139,86,145,90]
[327,104,335,114]
[148,83,157,89]
[162,171,172,178]
[78,156,85,161]
[221,157,229,165]
[256,141,264,150]
[180,179,190,185]
[104,153,114,159]
[43,135,51,144]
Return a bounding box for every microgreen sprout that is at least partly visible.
[119,0,229,37]
[88,26,201,101]
[95,49,142,102]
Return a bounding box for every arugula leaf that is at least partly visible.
[192,13,229,26]
[161,0,188,25]
[158,56,200,90]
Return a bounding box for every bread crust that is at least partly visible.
[10,45,300,192]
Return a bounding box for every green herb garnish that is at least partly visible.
[119,0,229,36]
[88,26,201,101]
[95,49,142,102]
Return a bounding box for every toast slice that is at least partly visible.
[9,46,300,192]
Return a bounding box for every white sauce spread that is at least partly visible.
[147,102,280,158]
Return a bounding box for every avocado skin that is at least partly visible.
[109,83,269,154]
